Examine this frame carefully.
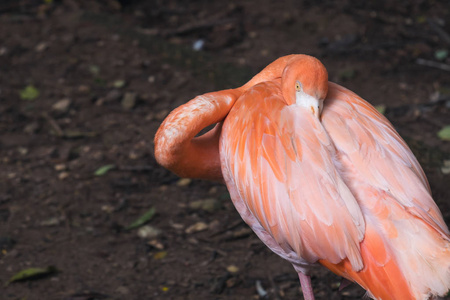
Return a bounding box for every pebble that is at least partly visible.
[176,178,191,187]
[185,222,208,234]
[121,92,137,110]
[23,122,40,134]
[226,265,239,273]
[190,198,222,213]
[52,98,72,113]
[58,172,69,180]
[137,225,162,239]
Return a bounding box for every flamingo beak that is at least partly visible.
[295,91,322,119]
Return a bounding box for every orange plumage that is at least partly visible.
[155,54,450,300]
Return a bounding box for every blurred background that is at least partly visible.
[0,0,449,299]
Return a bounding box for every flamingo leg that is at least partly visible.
[298,272,315,300]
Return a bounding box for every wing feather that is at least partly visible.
[221,81,366,271]
[322,82,449,237]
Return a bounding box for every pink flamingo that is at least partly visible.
[155,54,450,299]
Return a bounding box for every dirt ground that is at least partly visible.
[1,1,449,299]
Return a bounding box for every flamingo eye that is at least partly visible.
[295,81,302,92]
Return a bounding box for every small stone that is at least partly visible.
[40,217,62,226]
[17,147,28,155]
[121,92,137,110]
[35,42,48,52]
[101,205,114,213]
[189,198,222,213]
[148,239,164,250]
[137,225,162,239]
[0,47,7,56]
[23,122,40,134]
[176,178,191,187]
[58,172,69,180]
[52,98,72,113]
[185,222,208,234]
[170,222,184,230]
[54,164,66,171]
[441,160,450,174]
[113,80,126,88]
[226,265,239,273]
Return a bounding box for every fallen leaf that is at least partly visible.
[7,266,57,285]
[374,105,386,115]
[437,126,450,141]
[189,198,222,213]
[94,164,116,176]
[126,207,156,230]
[20,85,40,100]
[89,65,100,76]
[153,251,167,260]
[435,49,448,61]
[441,160,450,174]
[40,217,62,226]
[113,80,126,88]
[121,92,137,110]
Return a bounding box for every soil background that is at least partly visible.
[1,1,449,299]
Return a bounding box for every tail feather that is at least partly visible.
[320,225,415,300]
[320,218,450,300]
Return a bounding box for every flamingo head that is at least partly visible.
[281,55,328,118]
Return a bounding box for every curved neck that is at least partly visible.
[155,55,296,181]
[154,89,240,181]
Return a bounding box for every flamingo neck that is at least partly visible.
[154,90,239,181]
[155,55,298,181]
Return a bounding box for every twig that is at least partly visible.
[41,112,63,137]
[415,58,450,72]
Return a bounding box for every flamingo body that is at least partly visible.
[155,55,450,299]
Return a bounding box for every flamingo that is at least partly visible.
[154,54,450,300]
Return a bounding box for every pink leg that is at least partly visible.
[298,272,315,300]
